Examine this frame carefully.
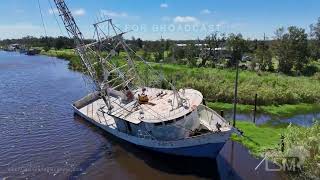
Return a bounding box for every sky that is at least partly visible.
[0,0,319,40]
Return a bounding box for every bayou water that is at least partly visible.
[0,51,287,179]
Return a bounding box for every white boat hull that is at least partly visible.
[73,105,232,159]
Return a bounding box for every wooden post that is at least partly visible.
[253,93,258,123]
[233,59,240,127]
[220,110,224,118]
[91,103,94,118]
[87,105,89,116]
[281,135,285,152]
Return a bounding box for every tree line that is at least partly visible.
[136,18,320,76]
[1,18,320,76]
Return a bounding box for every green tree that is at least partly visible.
[310,17,320,60]
[200,32,221,66]
[185,43,200,67]
[273,26,309,74]
[174,47,186,62]
[273,27,292,74]
[226,33,248,67]
[154,52,162,63]
[253,43,273,71]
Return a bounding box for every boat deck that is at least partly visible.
[79,99,117,129]
[78,98,231,133]
[104,88,203,124]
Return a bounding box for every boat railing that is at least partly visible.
[143,103,191,123]
[197,104,230,129]
[97,107,157,140]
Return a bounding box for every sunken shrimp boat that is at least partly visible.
[54,0,234,158]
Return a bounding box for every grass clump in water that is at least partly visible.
[231,121,286,156]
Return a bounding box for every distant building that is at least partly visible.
[8,44,21,51]
[195,43,208,47]
[176,43,187,47]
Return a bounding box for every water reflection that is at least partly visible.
[224,111,320,127]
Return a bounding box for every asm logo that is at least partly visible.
[255,156,302,172]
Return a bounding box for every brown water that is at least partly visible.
[0,51,287,180]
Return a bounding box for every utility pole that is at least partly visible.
[262,33,265,69]
[253,93,258,123]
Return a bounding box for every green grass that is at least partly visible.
[231,121,286,156]
[42,49,320,107]
[151,63,320,106]
[208,102,320,117]
[208,102,253,113]
[273,122,320,178]
[232,121,320,179]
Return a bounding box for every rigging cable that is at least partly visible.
[48,0,66,37]
[36,0,59,66]
[37,0,48,37]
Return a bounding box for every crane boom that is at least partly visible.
[53,0,99,89]
[53,0,83,42]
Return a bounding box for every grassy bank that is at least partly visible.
[152,63,320,105]
[208,102,320,117]
[41,49,84,71]
[41,49,320,108]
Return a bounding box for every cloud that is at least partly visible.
[100,10,139,20]
[48,8,59,15]
[73,8,86,17]
[161,16,171,22]
[160,3,168,8]
[49,8,85,17]
[0,23,43,39]
[216,21,227,27]
[173,16,198,23]
[100,10,128,18]
[200,9,211,14]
